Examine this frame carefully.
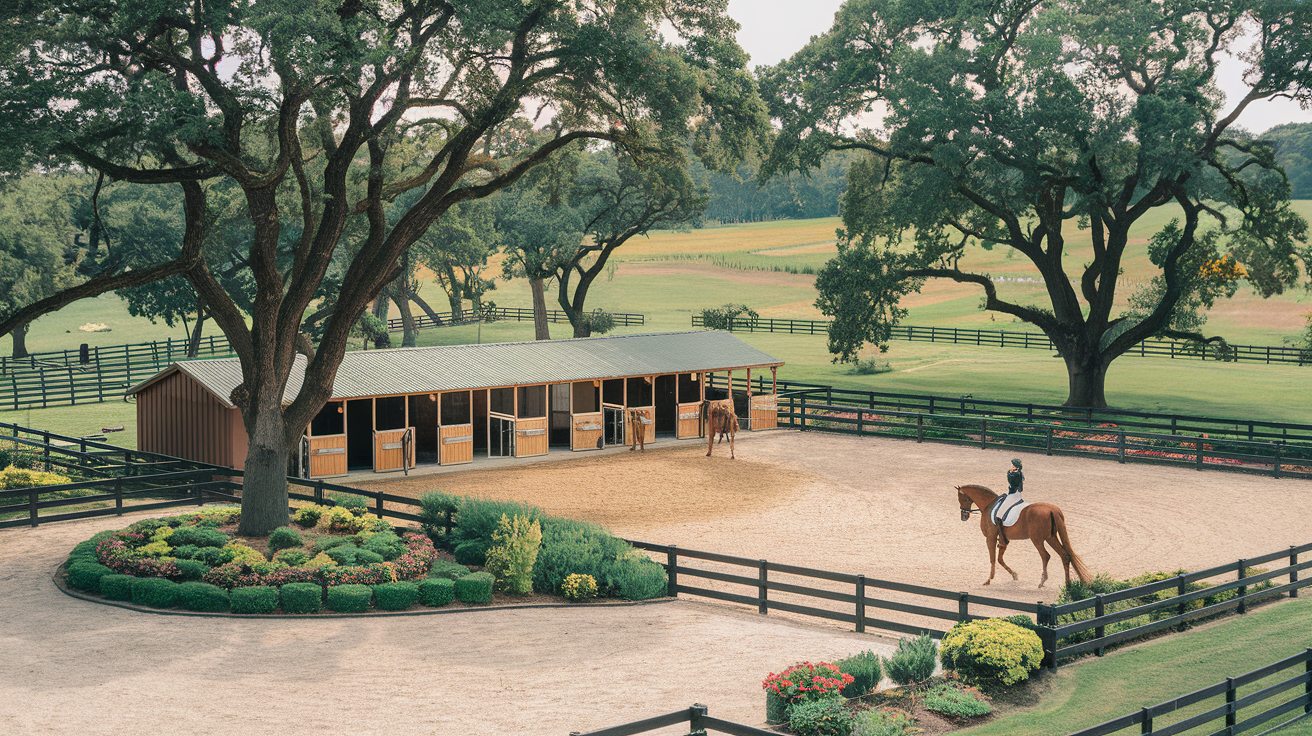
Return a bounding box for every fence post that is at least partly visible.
[29,489,38,527]
[855,575,866,633]
[1305,649,1311,715]
[314,480,324,504]
[1118,431,1126,463]
[194,476,203,506]
[1237,559,1247,614]
[375,493,384,518]
[1095,594,1105,656]
[1225,677,1237,732]
[1047,426,1053,455]
[958,592,969,622]
[1196,437,1204,470]
[800,394,807,431]
[1140,708,1152,734]
[917,415,924,443]
[980,419,987,449]
[115,477,123,515]
[668,545,679,598]
[1037,603,1058,671]
[1290,547,1299,599]
[758,559,768,615]
[857,409,864,435]
[1177,575,1187,631]
[1273,443,1281,478]
[42,430,50,471]
[689,704,708,733]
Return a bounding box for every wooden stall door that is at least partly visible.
[308,435,347,478]
[603,405,626,446]
[676,404,702,439]
[750,395,779,430]
[439,424,474,465]
[515,417,548,457]
[571,412,603,451]
[373,428,414,472]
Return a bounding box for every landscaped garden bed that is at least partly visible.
[58,491,669,615]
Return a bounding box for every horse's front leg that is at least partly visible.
[728,428,735,460]
[996,541,1019,581]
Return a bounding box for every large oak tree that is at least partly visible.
[2,0,763,533]
[762,0,1311,407]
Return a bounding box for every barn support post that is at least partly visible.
[855,575,866,633]
[758,560,768,615]
[1290,548,1298,599]
[667,545,678,598]
[1237,559,1248,614]
[1095,594,1105,655]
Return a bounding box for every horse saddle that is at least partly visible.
[988,495,1029,530]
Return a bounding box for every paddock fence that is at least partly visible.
[708,376,1312,478]
[692,315,1312,365]
[570,704,776,736]
[388,306,646,332]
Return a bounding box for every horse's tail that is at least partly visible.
[1052,510,1091,585]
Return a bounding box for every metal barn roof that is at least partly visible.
[128,331,783,408]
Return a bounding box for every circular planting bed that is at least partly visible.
[58,497,669,616]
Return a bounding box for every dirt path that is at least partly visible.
[0,511,894,736]
[361,430,1312,602]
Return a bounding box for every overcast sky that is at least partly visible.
[726,0,1310,134]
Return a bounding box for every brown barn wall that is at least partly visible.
[136,371,238,468]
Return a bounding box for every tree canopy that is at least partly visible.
[1,0,765,532]
[763,0,1312,407]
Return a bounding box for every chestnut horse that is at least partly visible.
[700,399,737,459]
[956,484,1091,588]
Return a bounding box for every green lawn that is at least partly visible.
[960,596,1312,736]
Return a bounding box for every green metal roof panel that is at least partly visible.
[130,331,782,405]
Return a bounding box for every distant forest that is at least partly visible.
[1260,123,1312,199]
[695,150,859,223]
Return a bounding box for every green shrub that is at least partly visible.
[372,582,420,611]
[427,559,471,580]
[484,514,542,595]
[451,496,542,553]
[1001,614,1037,631]
[173,559,210,582]
[274,548,308,566]
[177,582,230,612]
[131,577,180,608]
[941,618,1043,688]
[418,491,460,544]
[326,544,360,565]
[99,574,135,601]
[230,585,280,614]
[454,540,487,566]
[66,562,113,592]
[838,650,883,698]
[192,546,237,566]
[419,578,455,607]
[852,708,918,736]
[268,526,303,552]
[313,535,353,553]
[292,504,326,528]
[327,584,373,613]
[788,696,853,736]
[766,691,790,726]
[360,531,404,560]
[280,582,323,614]
[922,683,993,719]
[454,571,494,604]
[531,516,632,595]
[168,527,230,549]
[328,491,369,514]
[885,633,938,687]
[172,544,201,560]
[607,554,668,601]
[69,540,99,559]
[353,548,385,565]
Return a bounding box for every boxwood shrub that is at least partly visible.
[267,526,303,552]
[940,618,1043,688]
[131,577,180,608]
[66,562,113,592]
[838,650,883,698]
[453,540,487,567]
[327,584,373,613]
[418,577,454,607]
[173,559,209,582]
[454,571,494,604]
[372,582,419,611]
[177,582,230,612]
[99,574,135,601]
[427,559,470,580]
[168,527,230,548]
[229,585,280,614]
[280,582,323,614]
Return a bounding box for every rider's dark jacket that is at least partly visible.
[1006,468,1024,495]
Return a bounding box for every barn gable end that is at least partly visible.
[135,368,240,468]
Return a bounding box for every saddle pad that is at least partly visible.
[991,496,1030,527]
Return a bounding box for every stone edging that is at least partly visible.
[53,565,675,620]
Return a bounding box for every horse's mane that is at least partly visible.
[957,484,999,499]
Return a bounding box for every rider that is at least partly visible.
[992,458,1025,528]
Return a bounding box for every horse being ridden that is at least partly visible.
[700,399,737,459]
[956,484,1091,588]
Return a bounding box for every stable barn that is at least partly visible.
[127,331,784,477]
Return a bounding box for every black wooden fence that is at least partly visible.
[389,306,645,332]
[1070,648,1312,736]
[570,704,777,736]
[0,421,225,480]
[692,315,1312,365]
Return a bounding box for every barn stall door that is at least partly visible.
[514,385,548,457]
[306,400,347,478]
[625,376,656,445]
[570,381,603,451]
[750,394,778,430]
[373,428,414,473]
[676,372,703,439]
[439,391,473,465]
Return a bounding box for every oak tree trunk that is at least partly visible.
[530,278,551,340]
[392,282,417,348]
[187,302,206,358]
[237,399,291,536]
[10,323,29,359]
[1062,354,1109,408]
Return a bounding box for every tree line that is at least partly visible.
[1,0,1308,533]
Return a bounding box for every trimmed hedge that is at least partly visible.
[230,586,280,614]
[327,584,373,613]
[173,559,209,582]
[99,574,135,601]
[177,582,231,612]
[268,526,303,552]
[280,582,323,614]
[453,540,487,567]
[419,577,455,607]
[131,577,180,608]
[372,582,420,611]
[940,618,1044,688]
[67,562,113,592]
[427,559,470,580]
[168,527,230,548]
[454,571,494,604]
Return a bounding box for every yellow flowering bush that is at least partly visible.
[292,504,328,528]
[561,573,598,602]
[221,543,267,565]
[137,540,172,558]
[940,618,1043,687]
[0,466,71,490]
[302,553,337,569]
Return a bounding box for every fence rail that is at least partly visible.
[692,315,1312,365]
[389,306,645,332]
[571,704,777,736]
